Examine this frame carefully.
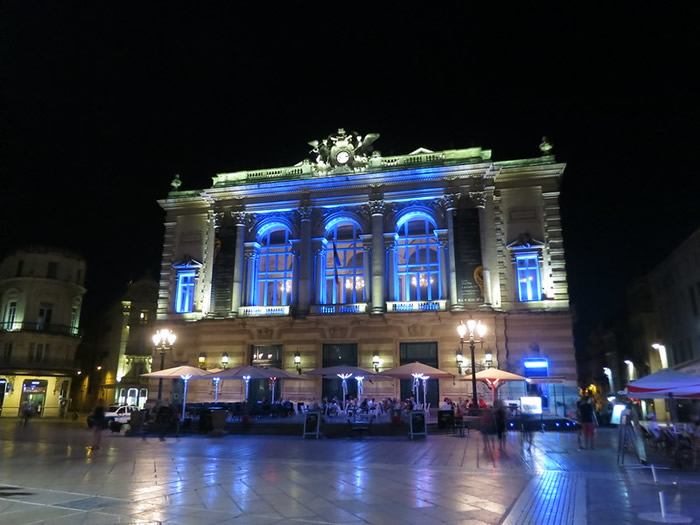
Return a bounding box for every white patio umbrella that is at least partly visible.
[380,362,453,409]
[626,369,700,398]
[305,365,378,409]
[141,365,213,420]
[212,365,298,402]
[460,367,528,399]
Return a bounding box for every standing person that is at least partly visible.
[493,400,507,451]
[20,400,32,427]
[91,398,106,449]
[480,406,496,452]
[156,404,173,441]
[578,395,597,449]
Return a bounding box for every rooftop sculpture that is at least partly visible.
[308,128,380,171]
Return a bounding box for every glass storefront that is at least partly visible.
[21,379,48,417]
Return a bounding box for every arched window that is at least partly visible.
[324,220,365,304]
[256,226,293,306]
[396,214,441,302]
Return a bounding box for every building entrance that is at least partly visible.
[0,378,6,415]
[322,344,358,402]
[399,342,439,409]
[20,379,48,417]
[249,344,282,403]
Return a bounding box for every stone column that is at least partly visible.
[297,205,313,315]
[312,241,326,305]
[243,245,259,306]
[231,211,247,316]
[369,199,386,314]
[360,234,372,304]
[436,232,449,301]
[384,234,397,302]
[469,191,490,306]
[444,193,463,311]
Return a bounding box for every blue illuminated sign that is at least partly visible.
[523,358,549,378]
[523,359,548,369]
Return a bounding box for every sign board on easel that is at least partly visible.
[409,410,427,440]
[303,411,321,439]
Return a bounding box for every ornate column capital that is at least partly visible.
[297,205,313,222]
[368,199,385,216]
[231,211,248,226]
[442,192,461,211]
[468,191,486,209]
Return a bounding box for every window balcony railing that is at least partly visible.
[0,322,81,337]
[310,303,368,315]
[386,300,447,312]
[238,306,290,317]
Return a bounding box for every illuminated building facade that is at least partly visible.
[0,247,86,417]
[154,130,577,411]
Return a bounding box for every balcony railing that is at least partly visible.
[238,306,290,317]
[0,322,81,337]
[310,303,368,315]
[386,300,447,312]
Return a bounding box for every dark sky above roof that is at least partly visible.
[1,3,698,341]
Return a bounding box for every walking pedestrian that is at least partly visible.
[91,398,106,449]
[577,395,597,449]
[20,400,33,427]
[493,399,507,451]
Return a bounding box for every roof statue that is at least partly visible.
[539,136,553,155]
[170,174,182,191]
[308,128,380,172]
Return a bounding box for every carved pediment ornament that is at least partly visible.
[257,328,273,339]
[408,324,426,337]
[328,326,348,339]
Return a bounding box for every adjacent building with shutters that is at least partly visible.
[152,130,578,412]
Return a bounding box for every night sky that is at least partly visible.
[2,4,698,346]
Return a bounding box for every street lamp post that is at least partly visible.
[457,319,487,406]
[152,329,176,401]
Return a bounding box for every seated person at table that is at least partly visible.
[440,397,452,410]
[647,413,662,439]
[359,398,369,412]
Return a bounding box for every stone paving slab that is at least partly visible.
[1,420,699,524]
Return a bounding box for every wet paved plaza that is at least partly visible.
[0,419,698,524]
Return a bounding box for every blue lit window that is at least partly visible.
[515,252,541,302]
[324,221,364,305]
[175,270,196,313]
[396,214,441,302]
[256,227,293,307]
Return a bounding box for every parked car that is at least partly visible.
[87,405,138,428]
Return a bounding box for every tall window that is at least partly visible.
[2,343,12,361]
[175,270,196,313]
[256,227,293,307]
[3,300,17,331]
[515,252,542,301]
[29,343,49,363]
[37,302,53,330]
[47,262,58,279]
[70,298,81,335]
[396,215,441,301]
[324,221,365,304]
